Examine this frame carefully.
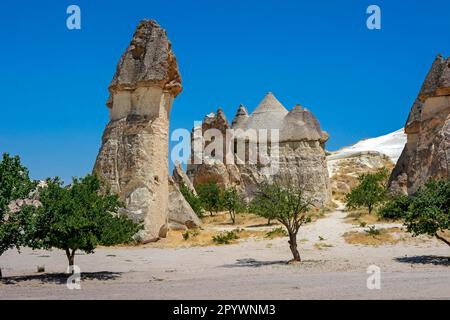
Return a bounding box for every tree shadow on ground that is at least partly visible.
[246,223,276,228]
[221,258,287,268]
[395,255,450,266]
[1,271,122,285]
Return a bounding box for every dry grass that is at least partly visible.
[344,209,403,226]
[343,227,408,246]
[314,242,334,250]
[147,228,266,248]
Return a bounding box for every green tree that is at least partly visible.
[197,182,222,216]
[378,194,411,220]
[404,179,450,246]
[345,169,388,214]
[179,183,204,218]
[222,187,246,224]
[251,182,312,262]
[28,175,141,270]
[0,153,37,278]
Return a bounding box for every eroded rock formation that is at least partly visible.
[94,20,182,242]
[389,54,450,194]
[187,93,331,205]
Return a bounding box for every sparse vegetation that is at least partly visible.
[212,230,240,245]
[265,227,288,239]
[179,183,204,218]
[251,181,312,262]
[365,225,381,236]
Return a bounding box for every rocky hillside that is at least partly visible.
[327,129,407,201]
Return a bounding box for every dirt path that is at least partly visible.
[1,209,449,299]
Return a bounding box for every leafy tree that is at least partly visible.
[251,182,312,262]
[197,182,222,216]
[28,175,141,270]
[0,153,37,278]
[345,169,388,214]
[179,183,204,218]
[222,187,246,224]
[404,179,450,246]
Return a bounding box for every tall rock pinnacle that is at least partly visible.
[94,19,182,242]
[389,54,450,195]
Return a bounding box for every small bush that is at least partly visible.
[265,227,288,239]
[212,230,239,245]
[365,225,380,236]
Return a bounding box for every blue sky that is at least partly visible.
[0,0,449,183]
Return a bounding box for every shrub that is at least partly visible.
[265,227,288,239]
[212,230,239,245]
[378,194,410,220]
[179,183,204,218]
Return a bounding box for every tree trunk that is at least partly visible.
[65,248,76,272]
[288,231,301,262]
[267,218,271,226]
[368,204,373,214]
[435,233,450,246]
[0,267,2,279]
[230,211,236,224]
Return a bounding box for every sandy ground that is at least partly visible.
[1,208,449,300]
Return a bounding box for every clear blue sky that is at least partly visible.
[1,0,449,183]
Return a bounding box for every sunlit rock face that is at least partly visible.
[187,92,331,206]
[389,54,450,195]
[94,20,182,242]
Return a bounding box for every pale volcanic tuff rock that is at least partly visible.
[389,55,450,195]
[94,20,182,242]
[187,92,331,205]
[168,177,202,230]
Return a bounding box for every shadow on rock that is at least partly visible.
[1,271,122,285]
[395,255,450,266]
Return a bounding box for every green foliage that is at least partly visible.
[251,181,312,261]
[222,187,246,224]
[182,229,199,241]
[378,194,411,220]
[365,225,380,236]
[28,175,141,267]
[345,169,388,214]
[265,227,288,239]
[0,153,37,256]
[403,179,450,245]
[197,182,223,216]
[179,183,204,218]
[212,230,240,245]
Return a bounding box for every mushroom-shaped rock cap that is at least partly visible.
[108,19,182,97]
[280,104,326,142]
[245,92,289,130]
[231,104,249,129]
